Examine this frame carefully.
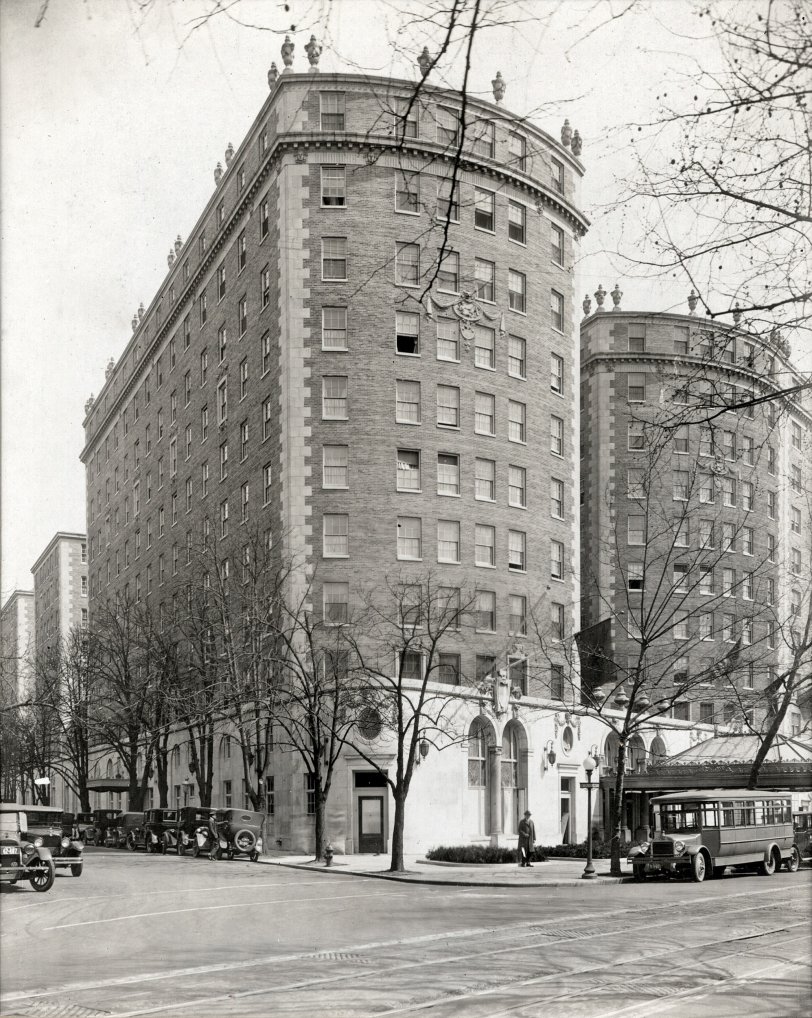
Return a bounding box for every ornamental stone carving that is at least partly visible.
[294,149,308,164]
[167,249,175,267]
[582,294,592,317]
[417,46,431,79]
[85,394,95,415]
[491,71,506,103]
[561,119,572,148]
[138,302,145,320]
[174,234,183,254]
[427,291,502,340]
[732,302,742,325]
[281,35,294,71]
[571,130,582,156]
[594,284,606,311]
[105,358,115,381]
[268,63,279,87]
[687,289,698,315]
[225,142,234,166]
[214,162,223,185]
[131,314,139,332]
[305,35,322,69]
[610,283,622,311]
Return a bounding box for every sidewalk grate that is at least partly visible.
[311,951,373,964]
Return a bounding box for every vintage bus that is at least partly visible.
[630,789,802,882]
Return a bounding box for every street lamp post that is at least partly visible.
[580,754,598,880]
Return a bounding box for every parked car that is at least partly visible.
[115,812,148,852]
[208,808,264,861]
[84,809,121,847]
[0,803,56,892]
[176,807,214,856]
[144,808,179,854]
[22,806,84,877]
[793,812,812,862]
[72,812,94,842]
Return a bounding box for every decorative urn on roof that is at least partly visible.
[687,289,698,315]
[417,46,431,79]
[561,119,572,148]
[610,283,623,311]
[268,62,279,87]
[224,142,234,166]
[281,35,295,71]
[167,249,175,267]
[491,71,506,103]
[174,234,183,254]
[131,314,139,332]
[85,394,95,416]
[571,130,582,156]
[594,284,606,311]
[137,302,145,320]
[305,35,322,70]
[582,294,592,318]
[214,162,223,185]
[105,358,115,381]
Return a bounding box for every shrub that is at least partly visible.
[426,844,545,864]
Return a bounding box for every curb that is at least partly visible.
[263,858,633,887]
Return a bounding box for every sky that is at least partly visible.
[1,0,808,598]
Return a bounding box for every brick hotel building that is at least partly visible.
[79,49,706,851]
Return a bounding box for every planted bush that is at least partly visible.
[425,845,547,864]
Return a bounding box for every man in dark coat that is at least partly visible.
[518,810,536,867]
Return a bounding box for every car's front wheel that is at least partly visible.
[29,859,55,892]
[785,846,801,873]
[759,848,778,876]
[690,852,707,882]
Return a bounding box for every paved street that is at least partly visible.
[1,848,810,1018]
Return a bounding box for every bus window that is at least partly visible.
[723,806,735,826]
[701,805,719,827]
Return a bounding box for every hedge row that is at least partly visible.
[426,839,633,864]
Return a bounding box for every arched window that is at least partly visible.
[172,745,181,768]
[604,731,620,771]
[628,735,646,774]
[467,718,494,836]
[650,736,667,763]
[502,721,528,834]
[723,703,735,725]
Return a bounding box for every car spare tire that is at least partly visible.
[234,829,257,853]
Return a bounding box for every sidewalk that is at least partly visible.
[262,851,634,886]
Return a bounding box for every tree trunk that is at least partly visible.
[389,792,406,872]
[156,738,169,808]
[747,696,791,788]
[314,790,326,861]
[610,741,627,878]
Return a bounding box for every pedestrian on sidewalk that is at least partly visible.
[518,810,536,867]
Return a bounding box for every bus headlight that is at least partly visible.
[673,841,685,856]
[61,837,71,849]
[33,837,43,848]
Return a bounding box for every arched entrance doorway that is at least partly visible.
[501,721,528,835]
[467,718,494,836]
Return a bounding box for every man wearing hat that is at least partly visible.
[518,810,536,867]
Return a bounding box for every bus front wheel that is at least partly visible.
[690,852,707,882]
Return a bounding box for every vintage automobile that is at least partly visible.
[115,811,148,851]
[144,808,179,854]
[84,809,121,847]
[793,812,812,862]
[0,803,56,892]
[208,808,264,861]
[23,806,84,876]
[72,812,94,842]
[176,806,214,856]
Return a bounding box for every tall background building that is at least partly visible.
[31,532,89,663]
[580,299,811,737]
[0,590,35,706]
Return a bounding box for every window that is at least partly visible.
[323,445,348,488]
[322,237,347,280]
[475,392,495,435]
[322,376,348,419]
[550,415,564,456]
[627,468,645,500]
[437,385,460,428]
[628,515,645,545]
[791,506,801,534]
[184,371,192,408]
[722,475,737,507]
[549,476,563,517]
[673,470,690,501]
[437,519,460,563]
[323,582,349,624]
[551,540,564,579]
[507,200,526,244]
[199,291,207,327]
[700,519,715,549]
[397,517,422,559]
[437,453,459,495]
[476,189,496,231]
[260,462,272,505]
[508,270,526,313]
[628,324,646,352]
[791,547,802,575]
[321,165,345,206]
[200,349,208,386]
[477,590,495,631]
[472,118,494,158]
[549,353,564,396]
[394,97,418,139]
[183,315,191,349]
[474,258,495,302]
[551,157,564,193]
[791,419,803,450]
[508,335,526,379]
[742,527,754,555]
[628,562,644,592]
[674,615,689,641]
[185,477,193,513]
[396,379,421,423]
[436,105,459,145]
[550,291,566,335]
[628,422,645,450]
[260,330,272,375]
[217,262,226,302]
[510,594,527,636]
[673,562,688,592]
[767,490,777,519]
[396,242,420,285]
[508,401,526,443]
[396,449,421,491]
[320,91,345,130]
[674,425,689,454]
[437,250,459,294]
[238,230,247,271]
[217,378,227,424]
[742,481,754,512]
[238,295,248,337]
[201,406,209,442]
[436,178,459,221]
[700,565,715,595]
[508,530,526,571]
[157,409,164,441]
[219,499,228,538]
[699,473,715,504]
[509,131,526,170]
[395,169,420,213]
[742,618,753,645]
[791,464,803,493]
[474,325,495,369]
[722,522,736,552]
[628,373,646,402]
[323,514,349,557]
[396,312,419,355]
[475,525,495,567]
[220,440,229,480]
[551,223,564,265]
[700,612,714,641]
[241,482,249,522]
[201,461,209,497]
[438,653,460,686]
[260,265,270,310]
[437,318,459,360]
[239,358,248,400]
[475,458,495,501]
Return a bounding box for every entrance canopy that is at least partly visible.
[87,778,130,793]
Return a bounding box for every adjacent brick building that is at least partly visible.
[31,532,89,662]
[580,298,811,738]
[0,590,35,706]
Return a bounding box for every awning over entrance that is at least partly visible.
[87,778,130,793]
